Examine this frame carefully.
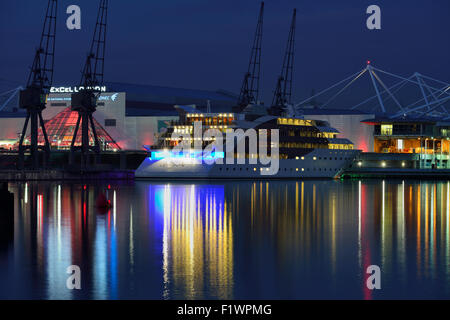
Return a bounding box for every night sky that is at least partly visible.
[1,0,449,107]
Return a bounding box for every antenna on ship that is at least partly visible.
[270,8,297,116]
[17,0,58,169]
[234,1,264,112]
[70,0,108,168]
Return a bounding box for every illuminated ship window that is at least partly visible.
[21,107,121,151]
[277,118,313,126]
[329,143,354,150]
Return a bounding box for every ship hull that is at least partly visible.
[135,149,360,179]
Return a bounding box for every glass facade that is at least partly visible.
[21,107,121,151]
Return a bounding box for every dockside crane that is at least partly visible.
[234,1,264,112]
[70,0,108,168]
[18,0,57,169]
[270,9,297,116]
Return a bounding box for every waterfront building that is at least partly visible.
[300,108,375,152]
[362,116,450,169]
[0,82,372,155]
[0,83,237,151]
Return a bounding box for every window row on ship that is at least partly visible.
[279,142,353,149]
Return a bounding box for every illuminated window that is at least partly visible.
[397,139,403,150]
[381,124,393,135]
[277,118,312,126]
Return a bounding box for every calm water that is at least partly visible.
[0,180,449,299]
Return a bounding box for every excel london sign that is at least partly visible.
[50,86,107,93]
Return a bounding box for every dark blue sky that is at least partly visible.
[1,0,449,106]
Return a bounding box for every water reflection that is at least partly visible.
[0,180,449,299]
[150,184,233,299]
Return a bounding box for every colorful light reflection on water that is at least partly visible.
[0,180,449,299]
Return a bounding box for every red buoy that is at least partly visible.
[96,192,111,211]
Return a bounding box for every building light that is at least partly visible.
[381,161,386,167]
[301,168,304,171]
[381,124,393,135]
[295,156,299,160]
[253,168,257,171]
[301,156,304,160]
[402,162,405,167]
[313,157,317,160]
[358,161,362,167]
[296,168,299,171]
[398,139,403,150]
